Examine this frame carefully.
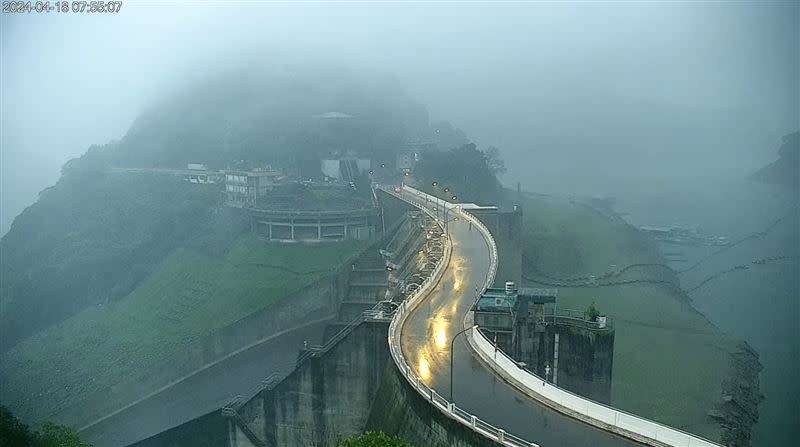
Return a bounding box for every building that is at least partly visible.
[184,163,218,184]
[224,169,282,208]
[473,281,615,403]
[473,285,517,350]
[395,150,418,173]
[250,208,381,243]
[473,283,557,352]
[321,158,371,182]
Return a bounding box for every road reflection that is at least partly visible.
[417,354,431,382]
[432,316,449,350]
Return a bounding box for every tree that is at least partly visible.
[585,301,600,322]
[484,146,506,176]
[338,431,414,447]
[1,405,37,447]
[38,422,92,447]
[415,143,502,204]
[0,405,93,447]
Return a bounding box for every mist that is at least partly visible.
[3,1,797,234]
[2,3,799,446]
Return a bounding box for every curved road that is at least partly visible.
[398,192,641,447]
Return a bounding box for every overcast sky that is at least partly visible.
[2,1,798,233]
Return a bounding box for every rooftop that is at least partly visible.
[474,287,558,312]
[474,291,515,312]
[224,169,283,177]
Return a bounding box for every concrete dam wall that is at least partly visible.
[131,320,501,447]
[59,254,356,429]
[64,193,417,432]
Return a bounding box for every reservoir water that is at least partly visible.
[614,178,798,447]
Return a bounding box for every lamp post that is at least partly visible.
[450,324,479,402]
[431,181,440,221]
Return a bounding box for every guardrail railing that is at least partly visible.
[378,185,537,447]
[455,189,723,447]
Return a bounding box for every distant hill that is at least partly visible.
[109,65,433,173]
[751,131,799,190]
[0,65,452,351]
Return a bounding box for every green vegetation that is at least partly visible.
[259,180,372,211]
[414,143,503,204]
[0,406,91,447]
[519,194,739,441]
[1,234,367,420]
[0,159,223,350]
[585,301,600,322]
[338,431,414,447]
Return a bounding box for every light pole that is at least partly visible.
[450,324,479,402]
[431,182,439,221]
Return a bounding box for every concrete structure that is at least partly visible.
[396,150,418,173]
[472,283,614,402]
[472,288,517,351]
[469,205,523,287]
[131,321,502,447]
[184,163,218,184]
[224,170,282,208]
[76,203,416,446]
[104,183,719,447]
[392,185,722,447]
[321,158,371,182]
[128,194,494,447]
[250,207,381,242]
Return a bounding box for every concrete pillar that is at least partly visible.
[553,332,560,385]
[318,217,322,240]
[227,419,236,447]
[290,218,295,240]
[268,223,273,240]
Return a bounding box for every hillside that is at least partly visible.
[0,66,447,428]
[518,194,760,444]
[751,131,799,191]
[0,232,366,423]
[110,66,433,172]
[0,65,440,352]
[0,158,223,351]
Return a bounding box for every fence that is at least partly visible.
[458,190,723,447]
[378,185,537,447]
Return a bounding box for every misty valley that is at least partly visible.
[1,3,797,447]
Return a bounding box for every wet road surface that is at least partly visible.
[399,195,641,447]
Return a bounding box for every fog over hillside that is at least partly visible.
[1,3,798,447]
[3,2,797,233]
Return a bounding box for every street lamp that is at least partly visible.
[450,324,479,402]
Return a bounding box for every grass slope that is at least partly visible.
[519,195,736,442]
[1,234,367,421]
[0,169,222,350]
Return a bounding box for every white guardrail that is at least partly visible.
[385,184,722,447]
[379,185,535,447]
[439,188,723,447]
